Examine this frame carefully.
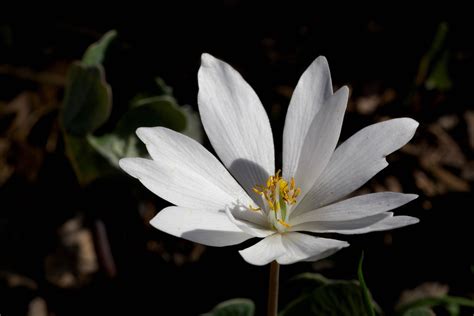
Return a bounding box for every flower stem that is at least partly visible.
[267,261,280,316]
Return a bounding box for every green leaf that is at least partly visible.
[402,307,435,316]
[416,22,449,86]
[82,30,117,66]
[358,252,376,316]
[62,63,112,136]
[425,51,452,91]
[202,298,255,316]
[396,296,474,316]
[180,104,203,143]
[87,133,142,167]
[155,77,173,96]
[280,281,370,316]
[117,96,187,135]
[64,133,115,185]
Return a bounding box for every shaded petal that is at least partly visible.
[198,53,274,199]
[283,56,333,180]
[336,215,419,234]
[291,212,393,233]
[291,86,349,199]
[294,118,419,216]
[290,192,418,225]
[225,207,273,238]
[239,234,285,266]
[277,232,349,265]
[136,127,251,205]
[120,157,237,211]
[150,206,253,247]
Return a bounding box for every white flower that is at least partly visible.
[119,54,419,266]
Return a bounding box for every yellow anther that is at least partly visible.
[294,188,301,198]
[277,219,291,228]
[267,200,275,211]
[275,169,281,179]
[248,205,261,211]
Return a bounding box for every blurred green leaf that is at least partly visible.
[280,280,370,316]
[402,307,434,316]
[358,253,376,316]
[415,22,450,88]
[82,30,117,66]
[290,272,331,287]
[87,133,142,167]
[396,296,474,316]
[89,95,202,166]
[62,63,112,136]
[180,104,203,143]
[155,77,174,96]
[64,133,115,185]
[202,298,255,316]
[425,51,452,91]
[117,96,186,135]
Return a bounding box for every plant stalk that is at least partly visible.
[267,261,280,316]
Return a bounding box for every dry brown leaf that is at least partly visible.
[397,282,449,307]
[464,110,474,150]
[27,297,48,316]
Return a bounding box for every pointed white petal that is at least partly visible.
[135,127,251,205]
[291,212,393,233]
[225,207,273,238]
[291,86,349,198]
[239,234,285,266]
[150,206,253,247]
[198,53,274,199]
[120,157,236,211]
[294,118,419,215]
[277,232,349,265]
[283,56,333,181]
[291,193,418,225]
[336,215,419,234]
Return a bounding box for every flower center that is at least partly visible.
[251,170,301,232]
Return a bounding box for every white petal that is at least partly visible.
[294,118,419,215]
[239,234,285,266]
[291,86,349,198]
[291,212,393,233]
[120,157,235,210]
[136,127,251,204]
[283,56,333,181]
[336,215,419,234]
[150,206,254,247]
[277,232,349,265]
[225,207,273,238]
[290,192,418,225]
[198,53,274,199]
[120,127,254,211]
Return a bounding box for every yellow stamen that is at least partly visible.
[248,205,261,211]
[277,219,291,228]
[250,170,301,231]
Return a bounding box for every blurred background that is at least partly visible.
[1,5,473,316]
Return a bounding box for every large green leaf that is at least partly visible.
[117,96,187,135]
[82,30,117,66]
[280,281,370,316]
[61,63,112,136]
[202,298,255,316]
[87,133,141,167]
[63,133,115,185]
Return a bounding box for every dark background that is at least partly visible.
[1,5,473,315]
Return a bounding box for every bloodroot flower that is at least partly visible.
[120,54,419,266]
